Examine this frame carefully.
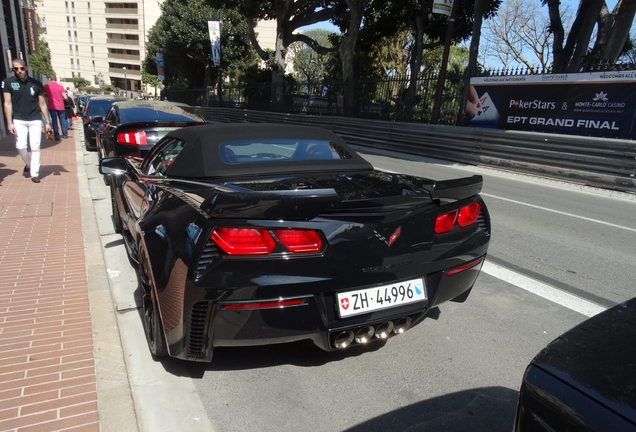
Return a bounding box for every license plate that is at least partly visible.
[337,278,426,318]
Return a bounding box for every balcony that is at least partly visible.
[105,23,138,30]
[108,53,140,61]
[108,67,140,76]
[106,38,139,46]
[104,7,138,15]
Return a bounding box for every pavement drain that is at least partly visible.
[0,203,54,218]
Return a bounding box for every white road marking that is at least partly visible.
[482,193,636,233]
[482,261,607,317]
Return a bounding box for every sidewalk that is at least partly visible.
[0,127,137,431]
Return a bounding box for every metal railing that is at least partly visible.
[195,107,636,193]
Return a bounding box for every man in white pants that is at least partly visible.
[2,58,52,183]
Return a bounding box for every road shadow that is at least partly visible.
[342,386,518,432]
[155,307,442,378]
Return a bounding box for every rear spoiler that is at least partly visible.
[430,175,483,203]
[200,188,342,220]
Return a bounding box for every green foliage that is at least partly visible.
[289,29,337,92]
[28,30,54,77]
[144,0,257,89]
[62,77,91,88]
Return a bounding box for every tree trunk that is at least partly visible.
[203,64,211,107]
[559,0,605,72]
[338,0,367,117]
[545,0,565,71]
[459,0,485,125]
[601,0,636,61]
[271,19,287,110]
[402,8,425,122]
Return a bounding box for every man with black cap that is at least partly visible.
[2,58,52,183]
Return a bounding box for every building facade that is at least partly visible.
[35,0,163,93]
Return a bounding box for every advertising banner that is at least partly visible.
[208,21,221,67]
[23,8,38,54]
[432,0,454,16]
[156,53,164,81]
[467,71,636,139]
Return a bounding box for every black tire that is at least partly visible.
[110,184,123,234]
[139,246,168,357]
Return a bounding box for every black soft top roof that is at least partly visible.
[164,123,374,178]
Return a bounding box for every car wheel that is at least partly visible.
[110,184,123,234]
[139,246,168,357]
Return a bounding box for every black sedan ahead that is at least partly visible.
[99,123,491,362]
[96,100,206,161]
[514,298,636,431]
[83,96,127,150]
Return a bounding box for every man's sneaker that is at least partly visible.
[23,166,30,177]
[31,176,40,183]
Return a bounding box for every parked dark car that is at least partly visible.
[96,100,206,161]
[514,298,636,431]
[83,96,127,151]
[99,123,491,362]
[75,94,91,117]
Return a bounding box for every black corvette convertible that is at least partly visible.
[99,123,491,362]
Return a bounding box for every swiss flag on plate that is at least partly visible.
[340,298,349,310]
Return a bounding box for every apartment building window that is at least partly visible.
[67,16,70,28]
[69,45,73,56]
[91,46,95,58]
[74,31,78,42]
[89,17,92,29]
[71,2,75,13]
[73,17,76,28]
[68,31,72,42]
[71,58,74,70]
[65,1,68,12]
[75,45,79,56]
[77,59,80,68]
[90,32,93,44]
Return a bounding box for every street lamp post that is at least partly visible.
[123,66,127,95]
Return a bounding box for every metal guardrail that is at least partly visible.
[195,107,636,193]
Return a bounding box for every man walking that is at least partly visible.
[2,58,52,183]
[43,74,68,140]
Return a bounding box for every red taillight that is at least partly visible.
[117,131,148,145]
[435,202,481,234]
[210,228,324,255]
[221,299,303,310]
[273,229,323,253]
[435,210,458,234]
[211,228,276,255]
[457,202,481,227]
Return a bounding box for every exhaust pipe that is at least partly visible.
[333,330,354,349]
[392,317,412,334]
[374,321,394,339]
[354,326,375,344]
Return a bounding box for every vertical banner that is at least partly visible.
[156,53,164,81]
[432,0,454,16]
[208,21,221,67]
[23,8,38,54]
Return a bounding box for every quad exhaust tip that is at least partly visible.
[374,321,394,339]
[354,326,375,344]
[332,316,413,349]
[333,330,355,349]
[393,317,412,334]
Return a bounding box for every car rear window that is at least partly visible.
[219,139,353,164]
[89,100,118,116]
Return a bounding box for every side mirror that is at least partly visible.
[99,157,128,176]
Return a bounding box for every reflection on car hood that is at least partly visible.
[532,297,636,422]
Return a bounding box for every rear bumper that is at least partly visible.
[165,253,487,362]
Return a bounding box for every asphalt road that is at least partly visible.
[82,134,636,432]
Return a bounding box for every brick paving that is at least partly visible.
[0,129,100,431]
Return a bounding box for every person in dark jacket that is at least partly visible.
[64,91,75,129]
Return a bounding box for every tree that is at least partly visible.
[545,0,636,72]
[480,0,574,71]
[211,0,340,108]
[145,0,257,95]
[28,30,54,77]
[289,29,335,95]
